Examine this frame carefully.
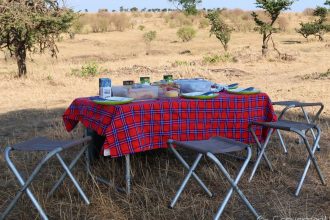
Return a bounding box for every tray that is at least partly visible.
[226,88,260,95]
[90,96,134,105]
[181,92,219,100]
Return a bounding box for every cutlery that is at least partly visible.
[200,91,215,96]
[227,83,239,88]
[241,87,254,91]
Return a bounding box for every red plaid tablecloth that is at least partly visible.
[63,92,277,157]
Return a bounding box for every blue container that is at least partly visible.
[99,78,112,99]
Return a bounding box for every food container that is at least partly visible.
[112,86,129,97]
[174,79,212,93]
[127,86,159,100]
[158,82,180,98]
[163,75,173,82]
[123,80,134,86]
[140,77,151,85]
[99,78,112,99]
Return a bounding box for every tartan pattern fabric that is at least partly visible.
[63,93,277,157]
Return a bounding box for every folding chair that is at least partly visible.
[248,120,326,196]
[272,101,324,153]
[1,136,92,220]
[168,137,260,220]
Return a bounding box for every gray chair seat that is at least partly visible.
[12,137,91,151]
[168,137,259,219]
[272,101,323,108]
[251,120,316,132]
[171,136,248,154]
[1,136,92,220]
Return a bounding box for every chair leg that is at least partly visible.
[169,145,213,197]
[301,107,320,151]
[56,154,90,204]
[48,145,88,198]
[276,129,288,154]
[249,128,274,182]
[2,147,49,220]
[250,127,273,171]
[207,148,260,219]
[169,153,204,208]
[125,154,131,195]
[295,129,325,196]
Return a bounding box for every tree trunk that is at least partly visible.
[15,45,27,77]
[224,44,228,52]
[262,45,268,57]
[262,33,268,57]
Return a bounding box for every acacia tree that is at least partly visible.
[0,0,75,77]
[206,11,232,52]
[297,2,330,41]
[168,0,202,15]
[251,0,295,57]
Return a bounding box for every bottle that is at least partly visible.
[99,78,111,99]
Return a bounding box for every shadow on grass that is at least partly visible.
[0,107,329,220]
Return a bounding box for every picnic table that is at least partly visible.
[62,92,277,193]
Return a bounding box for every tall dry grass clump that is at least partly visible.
[77,12,131,33]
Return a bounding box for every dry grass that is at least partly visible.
[0,11,329,219]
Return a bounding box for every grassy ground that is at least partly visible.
[0,11,329,219]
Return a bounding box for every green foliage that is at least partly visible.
[168,0,202,15]
[314,6,328,20]
[138,25,145,31]
[297,3,329,41]
[173,60,190,66]
[0,0,76,77]
[143,31,157,43]
[301,69,330,80]
[177,26,197,42]
[203,53,233,64]
[206,11,232,51]
[143,31,157,55]
[71,62,99,77]
[251,0,295,56]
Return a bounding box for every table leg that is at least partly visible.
[125,155,131,195]
[84,128,131,194]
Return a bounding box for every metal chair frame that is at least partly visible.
[1,136,91,220]
[248,121,326,196]
[272,101,324,153]
[168,138,260,220]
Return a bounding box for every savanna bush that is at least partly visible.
[112,13,130,31]
[71,62,99,77]
[138,25,145,31]
[177,26,197,42]
[203,53,233,64]
[143,31,157,55]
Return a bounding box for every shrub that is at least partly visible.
[138,25,145,31]
[112,13,130,31]
[203,53,233,64]
[297,5,330,41]
[143,31,157,55]
[71,62,99,77]
[177,26,196,42]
